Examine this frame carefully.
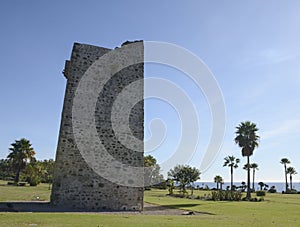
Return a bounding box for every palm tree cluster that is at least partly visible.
[214,175,223,190]
[222,156,259,193]
[223,155,239,192]
[214,121,260,198]
[280,158,297,192]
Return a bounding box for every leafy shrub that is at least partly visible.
[242,197,263,202]
[151,181,167,190]
[256,190,266,197]
[268,186,277,193]
[286,189,298,194]
[168,193,185,198]
[28,177,40,186]
[211,191,242,201]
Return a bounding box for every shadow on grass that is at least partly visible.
[0,202,140,213]
[0,202,215,215]
[144,203,215,215]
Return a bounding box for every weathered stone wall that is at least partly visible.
[50,42,144,211]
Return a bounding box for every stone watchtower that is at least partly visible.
[50,42,144,211]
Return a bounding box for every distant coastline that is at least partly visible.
[194,182,300,192]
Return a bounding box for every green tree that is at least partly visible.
[144,155,164,187]
[24,158,42,186]
[41,159,54,183]
[286,167,297,191]
[223,155,240,191]
[214,175,223,191]
[235,121,259,198]
[166,178,175,195]
[168,165,200,194]
[7,138,35,183]
[280,158,291,193]
[250,163,259,191]
[0,159,13,180]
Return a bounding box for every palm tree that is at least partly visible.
[258,182,265,191]
[223,155,240,192]
[235,121,260,198]
[214,175,223,191]
[250,163,259,191]
[241,181,246,192]
[280,158,291,193]
[7,138,35,183]
[286,167,297,191]
[242,164,251,190]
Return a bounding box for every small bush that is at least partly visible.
[28,177,40,186]
[256,190,266,197]
[7,181,16,186]
[211,191,242,201]
[286,189,298,194]
[268,186,277,193]
[242,197,263,202]
[169,194,185,198]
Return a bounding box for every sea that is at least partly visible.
[194,182,300,192]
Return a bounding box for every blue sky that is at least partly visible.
[0,1,300,182]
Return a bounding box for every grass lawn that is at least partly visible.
[0,181,300,226]
[0,180,51,201]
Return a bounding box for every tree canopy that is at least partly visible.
[144,155,164,187]
[7,138,35,182]
[168,165,200,194]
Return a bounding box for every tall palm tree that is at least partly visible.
[223,155,240,192]
[250,163,259,191]
[214,175,223,191]
[280,158,290,193]
[7,138,35,183]
[235,121,259,198]
[286,167,297,191]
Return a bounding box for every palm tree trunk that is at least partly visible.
[290,175,293,190]
[216,182,219,190]
[231,166,233,191]
[247,156,251,198]
[252,169,255,191]
[285,164,288,192]
[15,166,21,183]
